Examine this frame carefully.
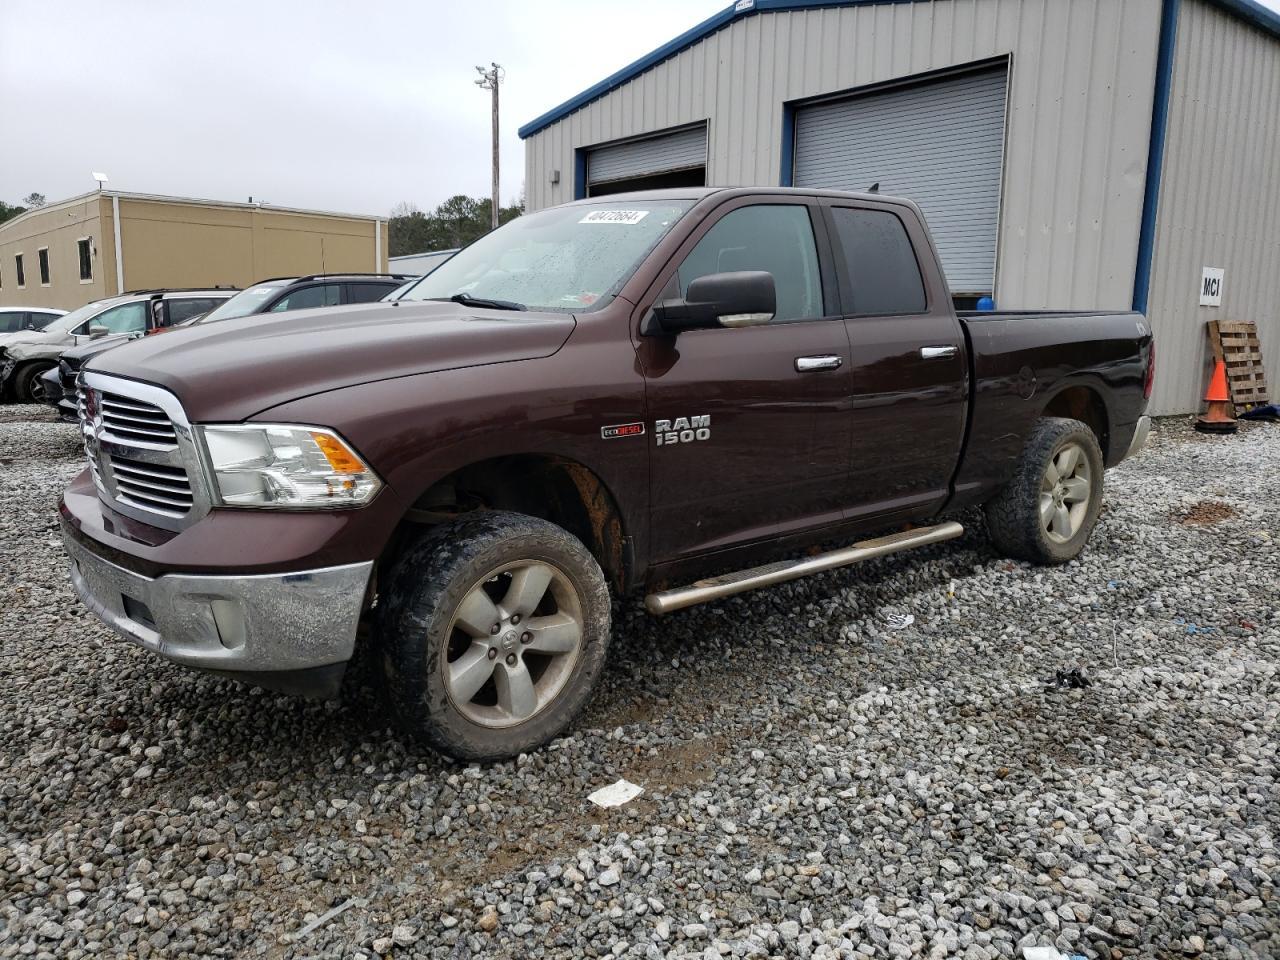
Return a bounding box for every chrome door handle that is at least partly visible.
[795,355,843,372]
[920,345,958,360]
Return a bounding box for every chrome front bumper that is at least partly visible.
[1122,415,1152,461]
[64,531,372,693]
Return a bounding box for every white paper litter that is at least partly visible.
[588,779,643,808]
[885,613,915,630]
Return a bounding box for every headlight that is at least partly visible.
[199,424,382,509]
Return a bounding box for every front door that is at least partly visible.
[638,198,854,562]
[822,201,968,521]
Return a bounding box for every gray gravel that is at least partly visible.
[1,404,1277,959]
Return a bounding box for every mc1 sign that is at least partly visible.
[1200,267,1224,307]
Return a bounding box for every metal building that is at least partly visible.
[0,191,388,312]
[520,0,1280,415]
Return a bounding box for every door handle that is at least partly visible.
[795,355,843,372]
[920,345,958,360]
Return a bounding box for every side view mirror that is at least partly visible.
[652,271,776,333]
[88,325,109,339]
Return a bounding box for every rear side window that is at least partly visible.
[830,207,927,315]
[347,282,394,304]
[166,297,221,324]
[269,284,341,312]
[678,205,823,323]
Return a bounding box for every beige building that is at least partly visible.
[0,191,389,310]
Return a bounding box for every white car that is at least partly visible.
[0,306,66,334]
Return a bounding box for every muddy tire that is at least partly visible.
[984,417,1105,565]
[376,511,610,761]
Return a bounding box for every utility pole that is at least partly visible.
[475,63,504,231]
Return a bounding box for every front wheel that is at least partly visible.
[15,362,55,404]
[376,511,611,761]
[984,417,1105,565]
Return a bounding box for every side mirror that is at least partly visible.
[88,325,109,339]
[652,271,776,333]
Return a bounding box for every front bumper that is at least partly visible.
[63,527,372,697]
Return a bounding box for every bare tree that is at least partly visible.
[21,192,46,208]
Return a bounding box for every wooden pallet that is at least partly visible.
[1209,320,1269,409]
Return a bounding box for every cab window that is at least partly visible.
[677,205,823,323]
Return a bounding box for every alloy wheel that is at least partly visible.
[442,559,584,728]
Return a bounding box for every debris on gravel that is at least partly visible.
[1,406,1277,959]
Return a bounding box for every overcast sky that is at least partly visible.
[3,0,1278,218]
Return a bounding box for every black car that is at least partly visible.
[195,273,413,325]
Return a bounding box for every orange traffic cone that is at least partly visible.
[1195,359,1237,434]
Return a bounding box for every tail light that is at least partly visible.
[1143,339,1156,400]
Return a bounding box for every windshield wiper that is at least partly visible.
[444,292,526,312]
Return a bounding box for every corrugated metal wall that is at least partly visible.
[524,0,1162,312]
[1146,0,1280,415]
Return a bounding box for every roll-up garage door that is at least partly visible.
[793,66,1008,295]
[587,125,707,190]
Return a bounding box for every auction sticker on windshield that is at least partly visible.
[580,210,649,225]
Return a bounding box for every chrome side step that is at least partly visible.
[644,520,964,615]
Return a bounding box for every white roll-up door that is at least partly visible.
[587,125,707,186]
[794,66,1008,295]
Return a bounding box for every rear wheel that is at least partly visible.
[984,417,1104,565]
[376,511,611,761]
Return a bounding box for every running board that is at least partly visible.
[644,521,965,615]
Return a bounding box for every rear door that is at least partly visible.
[821,200,967,521]
[639,197,854,561]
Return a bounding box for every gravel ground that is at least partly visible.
[1,405,1277,960]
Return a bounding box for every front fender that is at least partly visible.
[250,335,650,571]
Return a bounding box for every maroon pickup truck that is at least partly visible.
[61,187,1154,760]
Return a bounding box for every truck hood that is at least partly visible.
[86,300,577,422]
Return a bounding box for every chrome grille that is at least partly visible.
[108,456,195,515]
[76,372,211,531]
[98,393,178,445]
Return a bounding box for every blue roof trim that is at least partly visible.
[1206,0,1280,39]
[519,0,1279,141]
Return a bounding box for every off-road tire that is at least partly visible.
[376,510,611,761]
[15,362,54,404]
[984,417,1105,565]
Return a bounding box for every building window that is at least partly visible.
[15,254,25,288]
[38,247,51,286]
[78,238,93,282]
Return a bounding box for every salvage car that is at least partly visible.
[60,188,1154,761]
[1,289,233,402]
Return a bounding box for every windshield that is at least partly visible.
[398,199,696,313]
[199,282,289,323]
[41,299,118,334]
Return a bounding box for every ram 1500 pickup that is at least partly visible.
[60,187,1154,760]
